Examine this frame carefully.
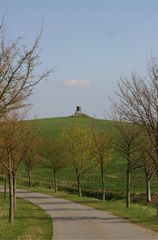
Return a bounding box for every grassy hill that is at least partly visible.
[27,115,114,138]
[18,116,157,200]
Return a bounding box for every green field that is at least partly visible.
[0,193,52,240]
[18,116,158,200]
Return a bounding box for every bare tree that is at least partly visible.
[23,125,41,187]
[40,137,69,192]
[113,121,143,207]
[0,164,7,199]
[113,57,158,181]
[91,126,112,202]
[141,137,156,202]
[0,18,52,223]
[0,20,51,116]
[0,113,27,223]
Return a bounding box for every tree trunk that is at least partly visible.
[4,175,7,200]
[12,172,16,214]
[8,172,14,223]
[28,170,31,188]
[126,165,131,208]
[145,177,151,202]
[101,170,105,202]
[77,175,81,197]
[53,170,58,192]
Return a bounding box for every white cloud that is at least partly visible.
[64,79,92,88]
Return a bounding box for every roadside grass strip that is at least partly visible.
[0,193,52,240]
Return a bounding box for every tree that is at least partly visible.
[64,124,92,197]
[0,18,52,223]
[141,137,156,202]
[40,137,69,192]
[113,57,158,183]
[23,125,41,187]
[0,20,51,117]
[91,127,112,202]
[0,113,26,223]
[113,121,142,207]
[0,164,7,199]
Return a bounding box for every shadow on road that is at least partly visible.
[38,207,94,211]
[19,196,52,199]
[53,216,128,223]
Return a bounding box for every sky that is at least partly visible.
[1,0,158,119]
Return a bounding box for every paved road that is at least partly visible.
[2,189,157,240]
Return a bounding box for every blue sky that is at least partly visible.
[1,0,158,119]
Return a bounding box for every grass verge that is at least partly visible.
[0,193,52,240]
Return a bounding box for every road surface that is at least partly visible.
[12,189,158,240]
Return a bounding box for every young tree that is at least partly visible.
[114,122,142,207]
[40,137,69,192]
[0,165,7,199]
[113,57,158,183]
[91,127,112,202]
[0,18,52,223]
[64,124,92,197]
[23,125,41,187]
[141,139,156,202]
[0,113,27,223]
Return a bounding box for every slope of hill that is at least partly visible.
[20,116,157,199]
[27,115,114,138]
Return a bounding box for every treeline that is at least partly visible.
[32,118,158,208]
[1,109,157,223]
